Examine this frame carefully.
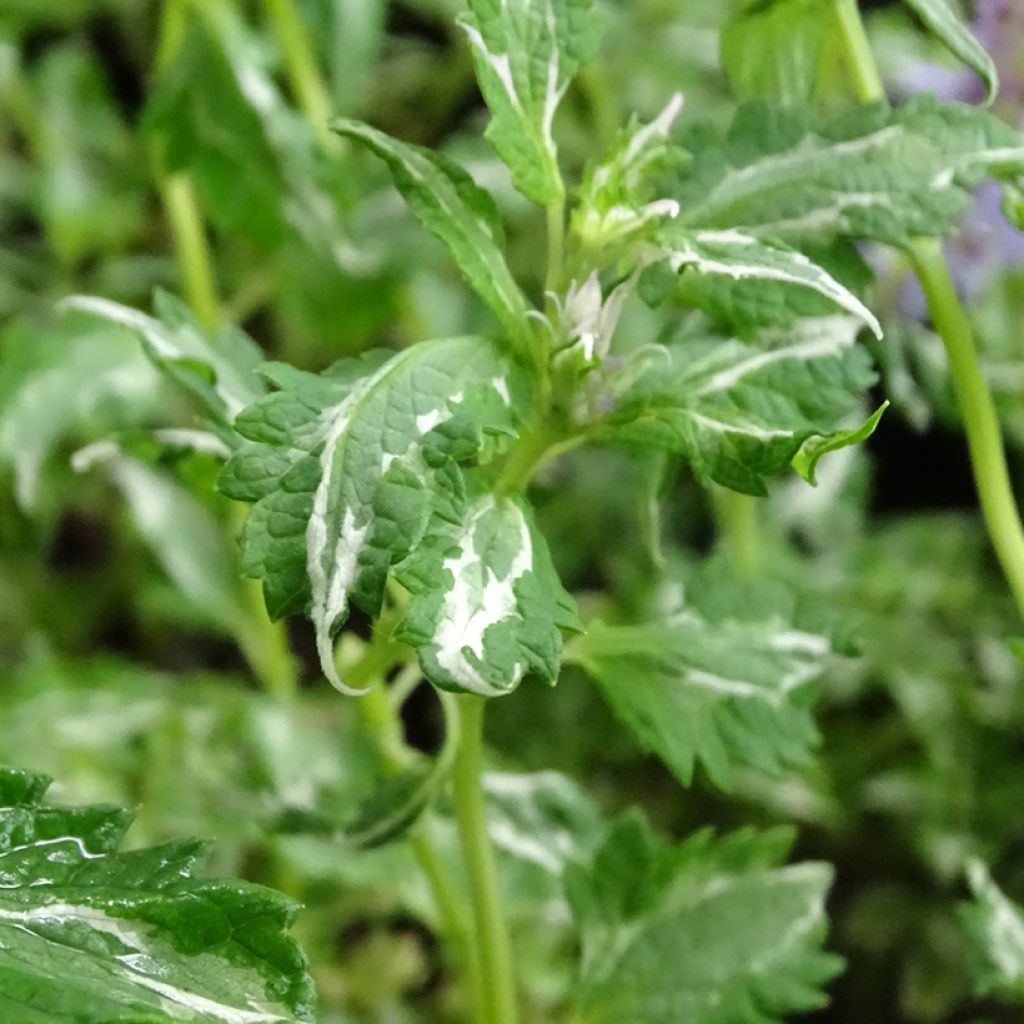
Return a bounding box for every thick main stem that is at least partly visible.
[452,697,518,1024]
[832,0,1024,619]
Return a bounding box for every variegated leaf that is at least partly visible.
[219,339,524,694]
[567,606,831,789]
[396,492,580,696]
[567,815,842,1023]
[601,316,877,495]
[63,290,265,427]
[674,95,1024,245]
[459,0,604,205]
[0,764,314,1023]
[573,93,685,253]
[644,229,882,336]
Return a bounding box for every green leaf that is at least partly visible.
[0,321,162,509]
[675,96,1024,246]
[900,0,998,104]
[218,338,524,694]
[602,316,877,495]
[566,814,843,1023]
[396,492,580,696]
[793,401,889,485]
[0,764,315,1023]
[959,859,1024,1002]
[458,0,605,204]
[566,601,831,788]
[721,0,842,106]
[62,291,266,428]
[332,120,530,348]
[645,229,882,336]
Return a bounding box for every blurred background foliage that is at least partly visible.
[1,1,1024,1021]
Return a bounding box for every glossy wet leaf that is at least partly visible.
[0,764,315,1023]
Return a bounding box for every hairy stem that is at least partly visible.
[452,696,519,1024]
[261,0,334,146]
[833,0,1024,619]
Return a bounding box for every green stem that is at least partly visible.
[350,646,484,1016]
[155,0,221,330]
[832,0,886,105]
[714,488,760,578]
[910,241,1024,616]
[261,0,334,145]
[545,201,565,296]
[452,696,518,1024]
[833,0,1024,620]
[160,174,221,330]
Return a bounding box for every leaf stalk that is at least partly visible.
[832,0,1024,620]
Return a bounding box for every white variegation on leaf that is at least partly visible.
[674,95,1024,246]
[459,0,604,205]
[219,338,523,695]
[567,605,832,788]
[600,316,878,494]
[0,764,314,1023]
[651,229,882,337]
[566,816,843,1024]
[396,493,580,697]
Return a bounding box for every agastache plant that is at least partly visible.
[7,0,1024,1020]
